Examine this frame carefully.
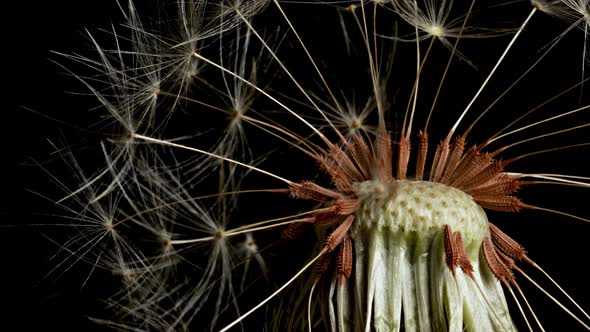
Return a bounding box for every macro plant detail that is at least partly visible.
[284,130,527,331]
[37,0,590,331]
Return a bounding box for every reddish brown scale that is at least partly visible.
[489,223,528,262]
[319,150,348,176]
[344,143,371,181]
[498,250,516,270]
[375,130,393,182]
[331,144,365,182]
[428,142,442,180]
[349,134,372,179]
[443,225,460,275]
[323,214,355,252]
[465,173,521,198]
[464,151,494,178]
[333,199,361,215]
[318,156,355,194]
[321,144,368,194]
[475,195,526,212]
[397,136,411,180]
[454,232,475,279]
[450,152,494,189]
[415,131,429,180]
[445,146,481,186]
[442,225,474,279]
[440,136,466,184]
[482,237,516,286]
[333,177,356,195]
[460,160,505,192]
[468,180,522,200]
[430,139,451,182]
[289,181,343,202]
[497,251,521,289]
[313,211,341,226]
[336,235,353,285]
[445,145,478,180]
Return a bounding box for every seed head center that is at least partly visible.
[353,180,489,257]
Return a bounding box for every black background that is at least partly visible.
[3,1,590,331]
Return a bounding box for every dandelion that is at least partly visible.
[34,0,590,331]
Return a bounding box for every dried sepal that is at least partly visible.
[289,181,342,201]
[323,215,355,252]
[415,131,429,180]
[482,237,516,286]
[336,235,353,285]
[489,223,528,261]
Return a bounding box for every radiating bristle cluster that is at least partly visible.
[443,224,474,279]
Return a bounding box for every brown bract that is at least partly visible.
[444,224,475,279]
